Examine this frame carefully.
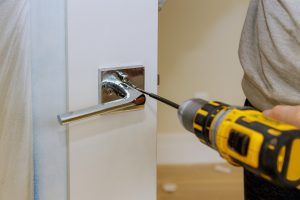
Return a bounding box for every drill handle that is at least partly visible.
[268,130,300,187]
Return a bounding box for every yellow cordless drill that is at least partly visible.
[136,88,300,188]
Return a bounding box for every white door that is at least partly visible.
[66,1,157,200]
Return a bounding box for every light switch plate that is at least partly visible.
[99,65,145,110]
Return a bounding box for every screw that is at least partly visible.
[116,71,129,82]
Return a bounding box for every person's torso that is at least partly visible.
[239,0,300,110]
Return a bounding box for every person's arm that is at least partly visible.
[263,105,300,128]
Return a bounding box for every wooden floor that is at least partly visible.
[157,163,244,200]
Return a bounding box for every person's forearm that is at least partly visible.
[263,105,300,128]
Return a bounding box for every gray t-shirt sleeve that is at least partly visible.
[239,0,300,110]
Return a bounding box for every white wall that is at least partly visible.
[0,1,32,199]
[157,0,250,164]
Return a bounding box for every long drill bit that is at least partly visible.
[135,88,179,109]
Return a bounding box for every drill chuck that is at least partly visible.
[178,99,207,133]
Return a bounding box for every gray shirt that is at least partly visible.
[239,0,300,111]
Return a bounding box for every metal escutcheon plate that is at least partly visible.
[99,65,145,111]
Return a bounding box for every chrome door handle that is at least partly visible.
[57,72,145,125]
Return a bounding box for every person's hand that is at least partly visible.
[263,105,300,128]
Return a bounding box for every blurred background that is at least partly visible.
[157,0,250,199]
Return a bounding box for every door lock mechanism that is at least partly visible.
[57,65,145,125]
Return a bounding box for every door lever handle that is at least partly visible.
[57,73,145,125]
